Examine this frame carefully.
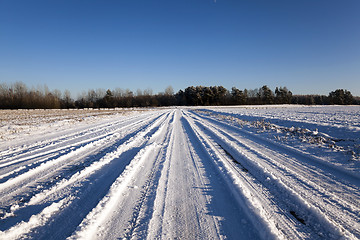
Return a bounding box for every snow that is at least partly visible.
[0,106,359,239]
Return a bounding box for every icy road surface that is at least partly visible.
[0,107,359,239]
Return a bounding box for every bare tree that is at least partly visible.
[165,86,174,96]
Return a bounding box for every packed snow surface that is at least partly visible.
[0,106,359,239]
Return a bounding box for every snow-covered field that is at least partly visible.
[0,106,359,239]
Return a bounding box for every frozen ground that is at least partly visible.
[0,106,359,239]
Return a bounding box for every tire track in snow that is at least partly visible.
[188,110,359,239]
[0,111,159,181]
[121,113,175,239]
[28,111,169,206]
[0,112,167,223]
[182,111,295,240]
[0,113,134,161]
[69,144,159,240]
[69,110,176,240]
[0,112,157,176]
[0,116,153,184]
[188,111,340,239]
[2,107,357,240]
[0,110,171,239]
[146,110,260,239]
[0,196,72,240]
[0,113,163,213]
[0,113,150,184]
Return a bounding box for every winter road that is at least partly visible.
[0,109,359,239]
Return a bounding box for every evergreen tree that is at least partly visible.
[328,89,354,105]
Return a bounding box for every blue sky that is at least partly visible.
[1,0,359,97]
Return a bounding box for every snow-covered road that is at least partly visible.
[0,108,359,239]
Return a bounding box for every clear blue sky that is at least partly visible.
[1,0,359,97]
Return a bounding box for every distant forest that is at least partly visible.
[0,82,359,109]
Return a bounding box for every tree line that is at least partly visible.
[0,82,358,109]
